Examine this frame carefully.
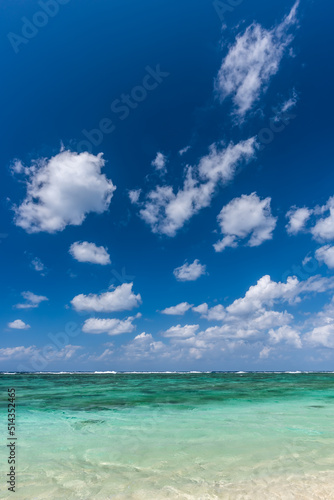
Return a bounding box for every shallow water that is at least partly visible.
[1,372,334,499]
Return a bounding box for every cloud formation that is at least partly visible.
[15,291,48,310]
[8,319,30,330]
[69,241,111,265]
[31,257,46,275]
[162,324,199,338]
[214,193,277,251]
[161,302,193,315]
[286,207,312,235]
[82,314,140,336]
[71,283,142,312]
[315,245,334,269]
[139,139,256,236]
[13,150,116,233]
[216,1,299,118]
[173,259,206,282]
[286,196,334,241]
[193,303,226,321]
[151,152,167,173]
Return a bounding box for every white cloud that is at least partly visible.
[8,319,30,330]
[82,314,140,336]
[173,259,206,282]
[315,245,334,269]
[128,189,141,204]
[311,197,334,241]
[193,303,226,321]
[269,325,302,348]
[115,272,334,362]
[213,235,238,253]
[15,291,48,309]
[152,152,167,173]
[215,1,299,118]
[121,332,167,360]
[31,257,46,275]
[179,146,191,156]
[134,332,152,340]
[214,193,277,251]
[286,197,334,242]
[13,150,116,233]
[139,138,256,236]
[162,324,199,338]
[305,324,334,349]
[304,297,334,348]
[161,302,193,315]
[71,282,141,312]
[286,207,312,235]
[0,344,82,363]
[69,241,111,265]
[226,274,334,317]
[273,89,298,121]
[259,346,271,358]
[198,139,257,185]
[0,345,37,361]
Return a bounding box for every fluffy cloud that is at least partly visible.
[311,197,334,241]
[82,314,140,336]
[286,196,334,241]
[128,189,141,204]
[13,150,116,233]
[8,319,30,330]
[161,302,193,315]
[286,207,312,235]
[116,273,334,363]
[139,139,256,236]
[173,259,206,282]
[268,325,302,348]
[304,298,334,348]
[315,245,334,269]
[162,324,199,338]
[193,303,226,321]
[216,1,299,118]
[15,291,48,309]
[214,193,277,251]
[226,274,334,317]
[151,152,167,173]
[71,283,141,312]
[121,332,167,360]
[306,325,334,349]
[69,241,111,265]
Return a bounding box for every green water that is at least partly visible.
[1,372,334,499]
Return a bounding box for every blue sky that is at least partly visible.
[1,0,334,371]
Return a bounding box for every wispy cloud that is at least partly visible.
[139,138,256,236]
[215,1,299,119]
[15,291,48,310]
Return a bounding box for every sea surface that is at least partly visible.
[1,372,334,499]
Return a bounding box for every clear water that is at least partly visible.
[1,372,334,499]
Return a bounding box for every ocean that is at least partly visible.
[1,372,334,499]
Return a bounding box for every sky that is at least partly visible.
[1,0,334,371]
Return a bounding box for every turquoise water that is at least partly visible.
[1,372,334,499]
